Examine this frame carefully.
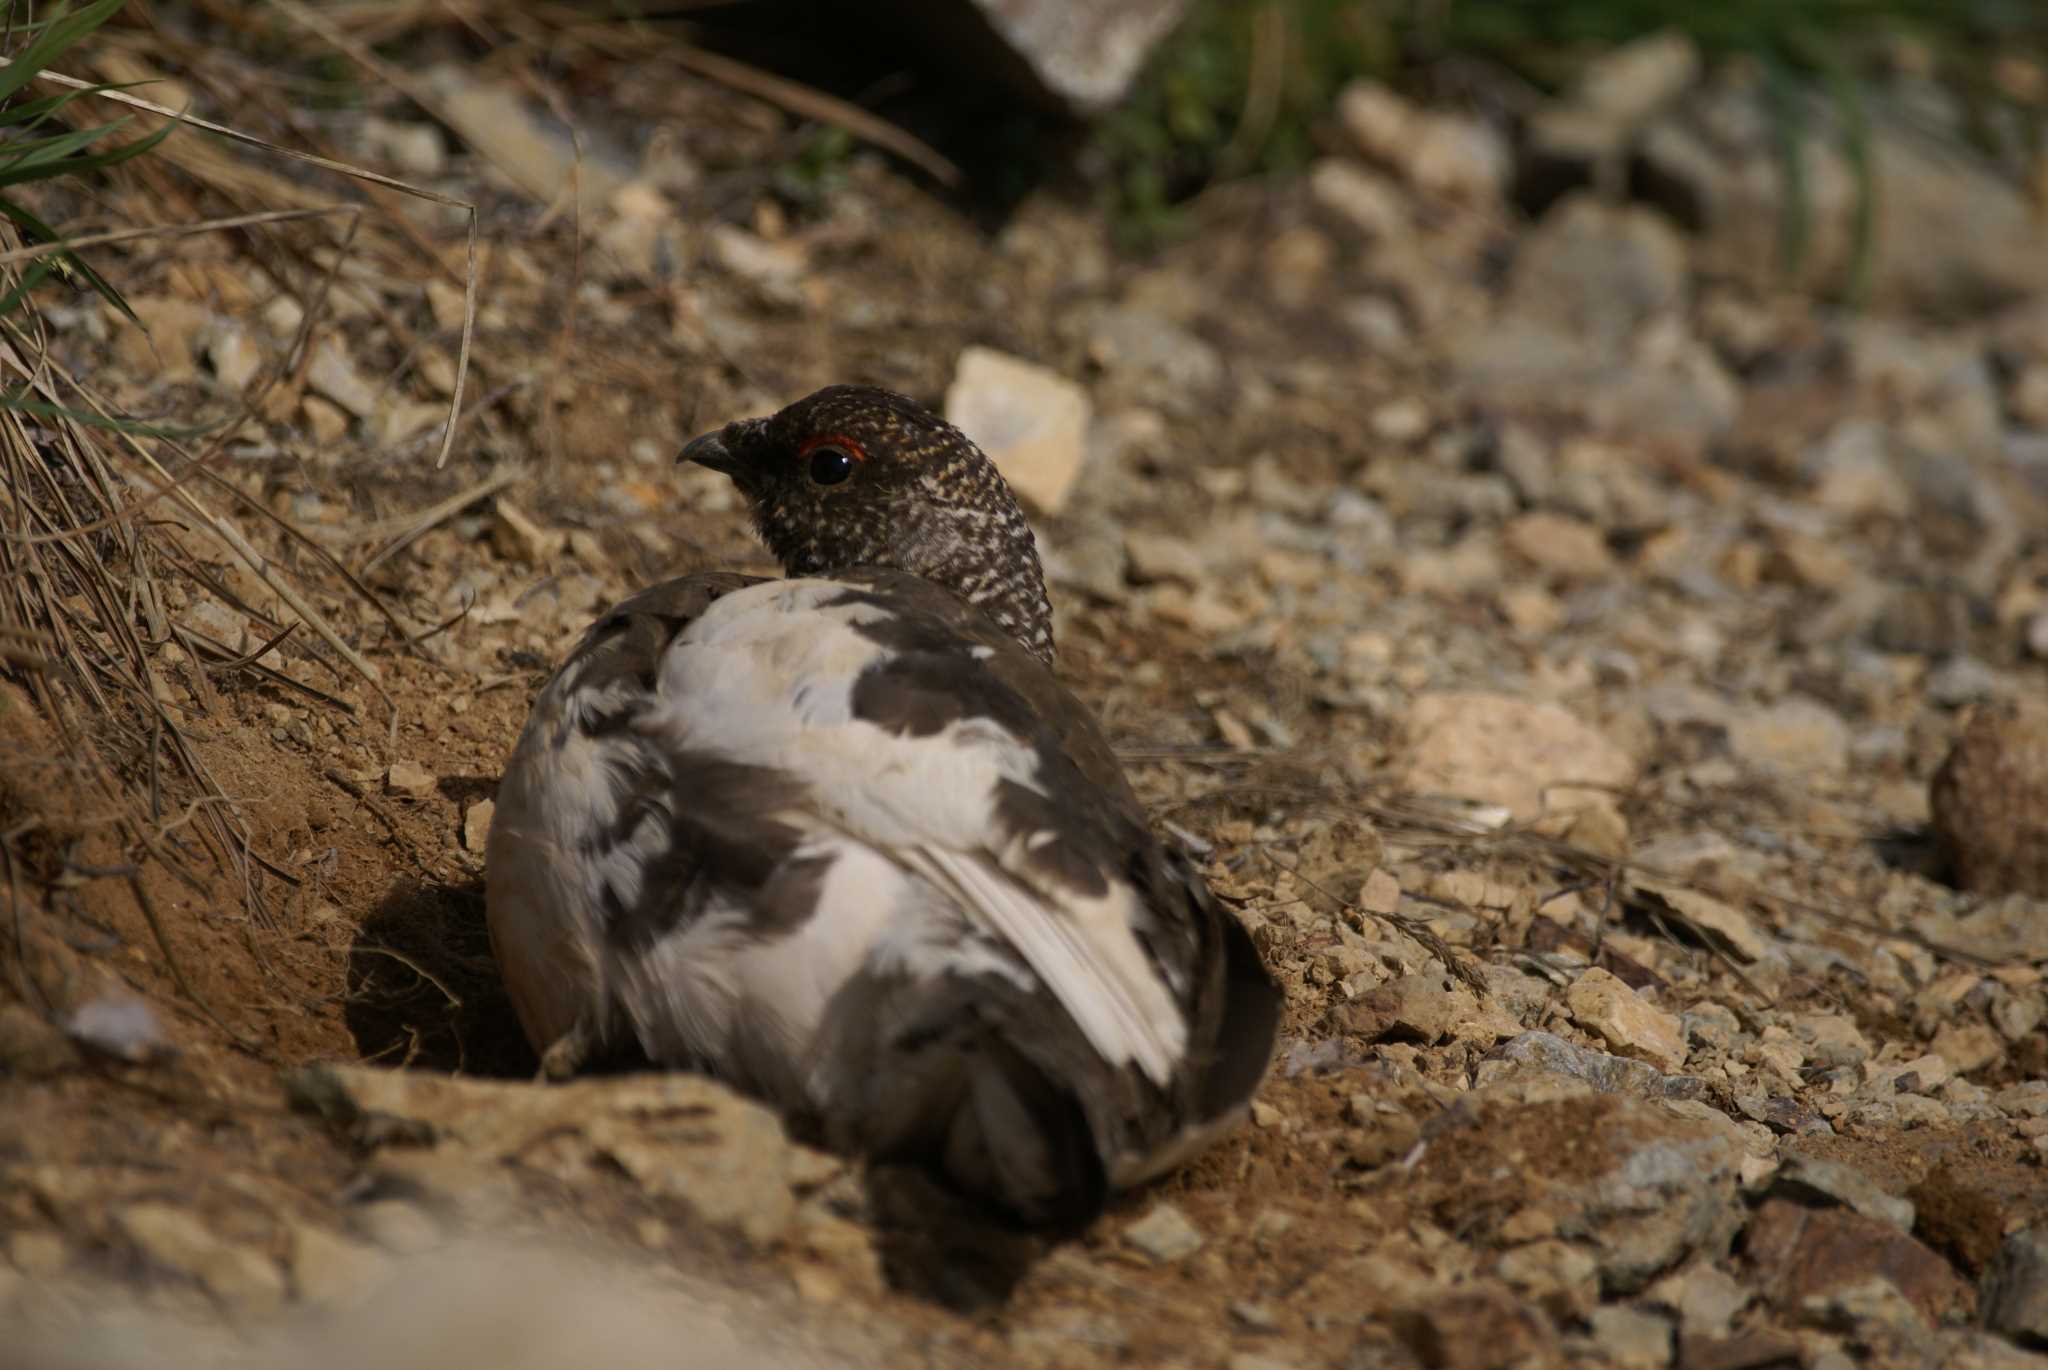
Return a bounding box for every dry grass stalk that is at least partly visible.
[0,33,493,1047]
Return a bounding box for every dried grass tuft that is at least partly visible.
[0,23,480,1052]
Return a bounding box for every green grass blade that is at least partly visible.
[0,117,171,187]
[0,0,130,105]
[0,119,133,172]
[1763,56,1812,281]
[0,389,219,439]
[0,258,56,317]
[0,197,137,324]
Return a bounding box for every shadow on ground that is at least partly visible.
[345,874,531,1078]
[862,1165,1063,1310]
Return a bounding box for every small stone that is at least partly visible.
[1633,882,1769,963]
[704,224,807,305]
[1567,967,1687,1072]
[1769,1156,1915,1231]
[366,117,446,177]
[1496,1237,1601,1322]
[1925,655,2000,707]
[2011,363,2048,430]
[1791,1014,1872,1069]
[287,1221,391,1308]
[1401,692,1636,829]
[206,324,264,392]
[1644,1261,1751,1340]
[377,399,447,449]
[1922,895,2048,965]
[1929,1021,2003,1075]
[1358,869,1401,915]
[462,799,496,854]
[1502,511,1616,580]
[1122,530,1206,587]
[944,346,1092,515]
[1337,81,1416,164]
[1228,1354,1304,1370]
[1765,533,1856,591]
[490,498,567,564]
[1405,112,1509,202]
[1479,1030,1698,1099]
[1263,225,1333,310]
[2017,610,2048,662]
[1727,696,1851,776]
[1124,1202,1204,1262]
[1742,1198,1969,1327]
[1993,988,2045,1043]
[1930,699,2048,897]
[1390,1284,1561,1369]
[385,761,437,801]
[116,1202,287,1314]
[425,279,466,333]
[1340,972,1521,1047]
[113,296,210,382]
[1311,159,1407,241]
[1497,584,1565,635]
[1249,1099,1282,1129]
[1576,31,1701,123]
[1588,1304,1673,1369]
[1369,397,1431,443]
[1985,1227,2048,1344]
[63,991,172,1063]
[1802,1273,1928,1333]
[302,394,351,444]
[1083,304,1224,412]
[354,1198,443,1254]
[306,338,381,418]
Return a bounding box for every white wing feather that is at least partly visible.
[903,846,1184,1088]
[653,579,1190,1085]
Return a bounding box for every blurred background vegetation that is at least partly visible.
[1090,0,2048,244]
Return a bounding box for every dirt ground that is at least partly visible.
[3,18,2047,1370]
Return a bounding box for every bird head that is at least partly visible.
[682,385,1056,663]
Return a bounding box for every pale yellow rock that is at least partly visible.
[1566,967,1686,1072]
[113,297,212,383]
[206,323,265,392]
[385,760,436,801]
[288,1221,392,1308]
[1402,692,1637,831]
[943,346,1092,515]
[1503,510,1616,580]
[1498,584,1566,636]
[302,394,351,445]
[306,338,381,418]
[490,498,567,564]
[1929,1021,2004,1075]
[462,798,496,853]
[1635,881,1770,963]
[116,1202,286,1315]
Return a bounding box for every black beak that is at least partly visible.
[679,427,742,475]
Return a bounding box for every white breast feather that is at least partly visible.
[650,579,1189,1085]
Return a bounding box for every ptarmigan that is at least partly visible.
[486,384,1280,1222]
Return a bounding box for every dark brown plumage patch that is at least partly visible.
[690,385,1057,665]
[591,752,818,949]
[824,572,1137,808]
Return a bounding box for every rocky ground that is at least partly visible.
[3,23,2048,1370]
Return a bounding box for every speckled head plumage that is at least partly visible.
[682,385,1057,664]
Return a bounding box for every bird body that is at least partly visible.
[487,386,1279,1221]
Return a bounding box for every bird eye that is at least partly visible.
[807,445,857,486]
